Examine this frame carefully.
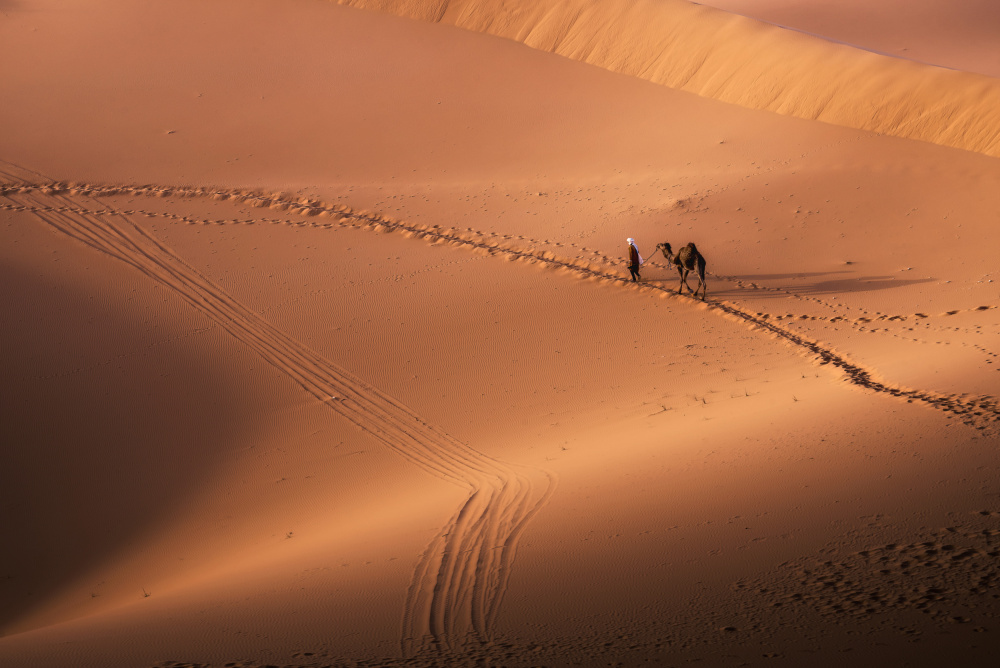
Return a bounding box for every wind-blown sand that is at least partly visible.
[1,0,998,666]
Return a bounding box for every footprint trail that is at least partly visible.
[3,180,997,435]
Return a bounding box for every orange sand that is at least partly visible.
[700,0,1000,78]
[1,0,998,666]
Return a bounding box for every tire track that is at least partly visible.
[1,175,554,655]
[3,180,999,434]
[8,192,990,329]
[4,196,996,358]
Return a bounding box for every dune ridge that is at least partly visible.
[334,0,1000,157]
[4,179,998,437]
[0,171,553,653]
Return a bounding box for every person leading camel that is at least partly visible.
[626,237,644,282]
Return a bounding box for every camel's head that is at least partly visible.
[655,242,672,257]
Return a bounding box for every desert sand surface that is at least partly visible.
[699,0,1000,78]
[1,0,999,666]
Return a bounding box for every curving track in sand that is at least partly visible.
[0,174,554,655]
[3,180,998,437]
[4,177,999,655]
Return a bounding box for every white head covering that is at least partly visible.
[627,238,644,264]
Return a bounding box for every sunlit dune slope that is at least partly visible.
[335,0,1000,157]
[699,0,1000,79]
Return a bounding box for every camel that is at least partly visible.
[654,242,707,300]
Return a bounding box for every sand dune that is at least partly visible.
[4,170,998,664]
[336,0,1000,157]
[0,172,554,652]
[3,0,1000,665]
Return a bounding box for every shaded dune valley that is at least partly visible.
[2,0,1000,666]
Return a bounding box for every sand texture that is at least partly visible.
[2,0,999,666]
[699,0,1000,79]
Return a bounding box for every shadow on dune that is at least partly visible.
[778,275,937,295]
[730,271,853,281]
[701,272,937,298]
[0,262,247,635]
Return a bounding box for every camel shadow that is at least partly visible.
[706,272,937,298]
[732,271,853,281]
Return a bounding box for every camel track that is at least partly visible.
[0,175,554,656]
[4,179,999,436]
[3,176,999,655]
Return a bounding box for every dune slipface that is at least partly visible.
[335,0,1000,157]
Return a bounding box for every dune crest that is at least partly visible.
[335,0,1000,157]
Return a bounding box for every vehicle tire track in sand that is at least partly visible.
[0,177,554,656]
[3,181,998,435]
[4,190,994,331]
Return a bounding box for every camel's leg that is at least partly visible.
[680,266,694,294]
[694,267,706,299]
[676,267,686,294]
